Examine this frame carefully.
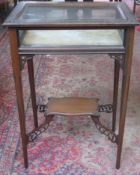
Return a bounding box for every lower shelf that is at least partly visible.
[47,97,99,116]
[29,98,117,143]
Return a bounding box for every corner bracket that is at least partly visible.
[109,54,124,70]
[20,56,33,70]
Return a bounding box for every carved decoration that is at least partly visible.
[109,54,124,70]
[28,103,53,142]
[37,104,47,113]
[28,122,49,142]
[20,56,33,70]
[91,116,118,143]
[98,104,113,113]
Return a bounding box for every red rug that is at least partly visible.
[136,25,140,31]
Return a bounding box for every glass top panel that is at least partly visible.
[4,2,138,27]
[20,5,125,23]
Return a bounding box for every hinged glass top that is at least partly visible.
[20,5,125,22]
[3,2,138,27]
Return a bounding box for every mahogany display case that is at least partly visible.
[3,1,138,169]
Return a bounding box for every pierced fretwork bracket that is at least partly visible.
[37,104,48,117]
[98,104,113,113]
[109,54,124,70]
[28,123,49,142]
[91,116,118,143]
[37,104,47,113]
[27,104,54,142]
[20,56,33,70]
[27,114,53,142]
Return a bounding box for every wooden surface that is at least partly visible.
[47,97,99,116]
[5,1,138,169]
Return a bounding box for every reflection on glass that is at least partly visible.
[19,5,126,22]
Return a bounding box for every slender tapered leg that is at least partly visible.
[46,115,54,125]
[133,1,136,13]
[116,27,135,169]
[27,58,38,128]
[9,28,28,168]
[112,59,120,132]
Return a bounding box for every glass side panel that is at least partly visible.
[20,29,124,48]
[18,4,126,23]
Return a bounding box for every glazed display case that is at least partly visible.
[3,1,138,169]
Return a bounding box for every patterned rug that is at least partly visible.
[0,30,140,175]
